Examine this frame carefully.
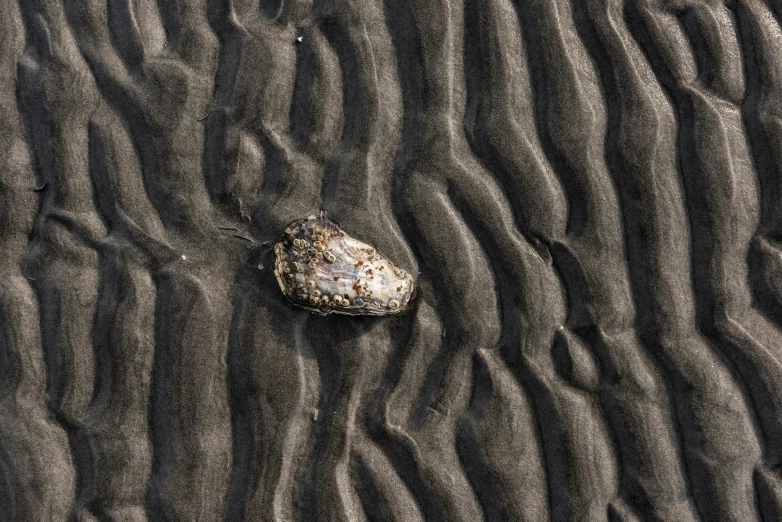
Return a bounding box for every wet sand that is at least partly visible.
[2,0,782,520]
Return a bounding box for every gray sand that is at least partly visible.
[1,0,782,520]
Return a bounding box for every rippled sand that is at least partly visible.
[1,0,782,520]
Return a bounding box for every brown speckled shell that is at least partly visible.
[273,216,415,316]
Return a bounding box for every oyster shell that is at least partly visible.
[274,215,414,315]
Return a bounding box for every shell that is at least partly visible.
[274,215,415,315]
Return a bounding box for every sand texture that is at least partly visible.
[2,0,782,520]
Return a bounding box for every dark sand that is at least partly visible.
[2,0,782,520]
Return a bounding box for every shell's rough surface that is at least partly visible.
[274,215,415,315]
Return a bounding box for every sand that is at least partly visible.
[1,0,782,520]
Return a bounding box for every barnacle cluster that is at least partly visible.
[273,215,414,316]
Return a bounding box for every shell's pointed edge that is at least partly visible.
[273,217,415,316]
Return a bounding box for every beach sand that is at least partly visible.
[1,0,782,520]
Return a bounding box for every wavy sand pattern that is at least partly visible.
[1,0,782,520]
